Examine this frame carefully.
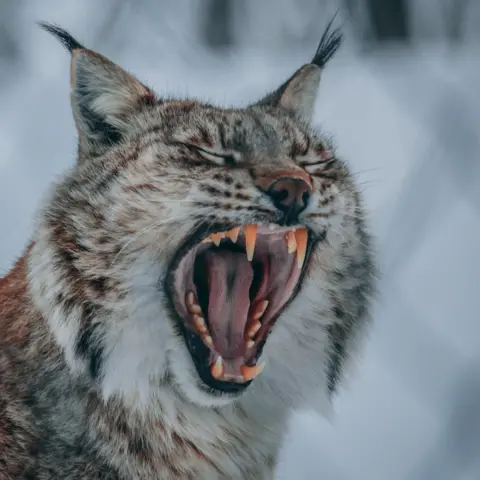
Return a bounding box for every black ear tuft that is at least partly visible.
[38,22,86,53]
[311,14,343,69]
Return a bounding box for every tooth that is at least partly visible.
[244,224,258,261]
[201,237,213,243]
[186,291,195,306]
[188,303,202,315]
[185,291,202,314]
[246,339,255,349]
[211,356,224,379]
[247,320,262,338]
[252,300,269,320]
[193,314,208,333]
[203,335,214,347]
[295,228,308,268]
[210,233,225,246]
[222,373,245,382]
[241,362,265,381]
[226,227,241,243]
[285,231,297,254]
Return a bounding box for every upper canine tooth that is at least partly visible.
[252,300,269,320]
[210,233,225,246]
[211,356,224,379]
[226,227,241,243]
[295,228,308,268]
[241,362,265,382]
[285,231,297,254]
[244,224,258,261]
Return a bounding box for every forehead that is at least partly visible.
[160,102,309,155]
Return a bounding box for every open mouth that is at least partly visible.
[166,223,313,394]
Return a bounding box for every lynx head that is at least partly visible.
[28,21,373,411]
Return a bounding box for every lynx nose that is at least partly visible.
[256,168,312,223]
[267,176,312,213]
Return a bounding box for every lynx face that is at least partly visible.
[29,24,373,409]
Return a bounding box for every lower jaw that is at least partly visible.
[180,327,255,395]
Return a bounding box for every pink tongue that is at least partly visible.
[204,250,253,358]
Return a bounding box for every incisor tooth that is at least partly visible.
[241,362,265,381]
[193,314,208,333]
[285,231,297,254]
[211,356,224,379]
[226,227,241,243]
[295,228,308,268]
[244,224,258,261]
[210,232,225,246]
[252,300,269,320]
[247,320,262,338]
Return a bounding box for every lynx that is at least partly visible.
[0,20,374,479]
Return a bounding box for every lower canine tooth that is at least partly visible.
[211,356,224,379]
[241,362,265,381]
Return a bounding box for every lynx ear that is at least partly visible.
[40,23,156,152]
[255,18,342,122]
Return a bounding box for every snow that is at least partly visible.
[1,3,479,479]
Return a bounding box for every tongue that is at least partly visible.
[204,250,253,358]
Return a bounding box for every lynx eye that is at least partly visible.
[189,145,240,167]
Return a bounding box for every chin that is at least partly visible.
[164,221,317,406]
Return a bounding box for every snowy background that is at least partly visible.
[0,1,479,479]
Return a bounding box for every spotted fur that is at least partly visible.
[0,21,375,479]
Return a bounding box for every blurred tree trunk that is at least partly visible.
[365,0,410,44]
[443,0,470,43]
[0,0,20,63]
[202,0,234,50]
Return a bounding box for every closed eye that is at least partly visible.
[297,154,335,173]
[184,144,240,167]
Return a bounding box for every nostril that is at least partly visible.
[270,188,289,204]
[301,190,310,208]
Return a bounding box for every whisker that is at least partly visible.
[110,218,182,268]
